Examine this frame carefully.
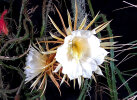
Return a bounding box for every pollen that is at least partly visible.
[71,37,88,60]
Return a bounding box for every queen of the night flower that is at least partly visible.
[24,44,61,95]
[47,1,118,87]
[55,30,108,80]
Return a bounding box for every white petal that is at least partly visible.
[62,60,82,80]
[95,67,103,76]
[78,76,81,88]
[24,47,45,82]
[81,58,97,78]
[93,48,109,65]
[55,44,68,65]
[90,29,96,34]
[88,34,100,48]
[53,64,62,73]
[60,74,66,85]
[25,72,40,82]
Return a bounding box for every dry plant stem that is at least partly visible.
[0,67,6,100]
[114,43,137,53]
[0,68,18,100]
[16,79,25,95]
[44,0,52,35]
[0,67,3,89]
[116,54,135,67]
[113,5,133,12]
[113,0,137,12]
[123,1,137,8]
[14,79,25,100]
[0,36,29,54]
[0,88,18,94]
[117,73,137,90]
[0,42,31,60]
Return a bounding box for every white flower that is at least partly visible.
[24,47,47,83]
[48,1,114,87]
[55,30,108,80]
[24,46,61,95]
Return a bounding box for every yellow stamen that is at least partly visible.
[68,37,88,61]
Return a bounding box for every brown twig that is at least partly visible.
[14,79,25,100]
[0,42,31,60]
[123,1,137,8]
[0,36,29,54]
[117,73,137,90]
[0,88,18,94]
[0,67,3,89]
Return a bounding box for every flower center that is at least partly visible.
[68,37,89,61]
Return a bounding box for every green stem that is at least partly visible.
[87,0,95,18]
[0,61,24,78]
[40,0,46,37]
[16,0,27,37]
[101,14,118,100]
[78,79,92,100]
[8,0,27,50]
[123,91,137,100]
[105,63,113,98]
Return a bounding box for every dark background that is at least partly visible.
[0,0,137,100]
